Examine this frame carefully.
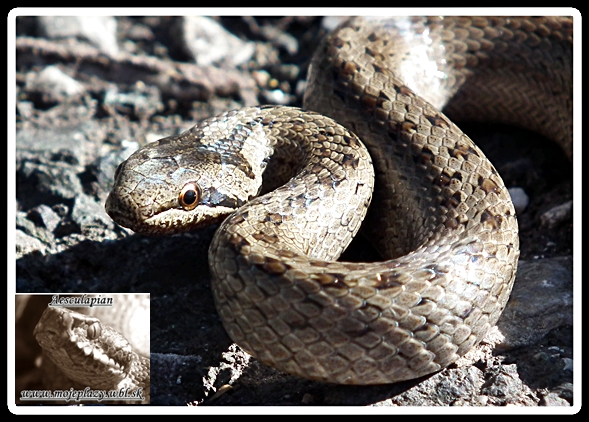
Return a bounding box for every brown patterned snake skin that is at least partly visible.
[34,296,150,402]
[105,17,573,384]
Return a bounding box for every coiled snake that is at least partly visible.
[106,16,572,384]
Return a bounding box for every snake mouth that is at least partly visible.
[106,187,235,236]
[104,192,138,230]
[105,193,161,236]
[68,342,130,376]
[117,203,236,236]
[67,315,134,374]
[35,307,134,380]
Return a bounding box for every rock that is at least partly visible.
[541,392,571,406]
[71,193,114,232]
[498,257,573,350]
[16,229,47,258]
[37,16,119,56]
[177,16,255,67]
[508,187,529,214]
[27,204,61,233]
[26,65,85,103]
[540,200,573,229]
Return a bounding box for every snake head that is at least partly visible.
[34,306,136,389]
[105,127,263,235]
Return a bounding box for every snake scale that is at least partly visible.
[105,16,573,385]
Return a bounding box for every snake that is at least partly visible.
[105,16,573,385]
[33,295,150,403]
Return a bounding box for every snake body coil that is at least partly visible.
[106,17,572,384]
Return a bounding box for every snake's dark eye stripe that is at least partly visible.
[179,182,200,210]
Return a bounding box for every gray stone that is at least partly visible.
[178,16,255,67]
[498,257,573,349]
[38,16,119,56]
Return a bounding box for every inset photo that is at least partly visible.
[15,293,150,405]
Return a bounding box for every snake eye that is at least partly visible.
[179,182,200,210]
[87,322,101,340]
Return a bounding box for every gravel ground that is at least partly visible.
[12,15,575,409]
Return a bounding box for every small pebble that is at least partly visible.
[508,187,529,214]
[301,393,314,404]
[28,65,85,101]
[540,200,573,229]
